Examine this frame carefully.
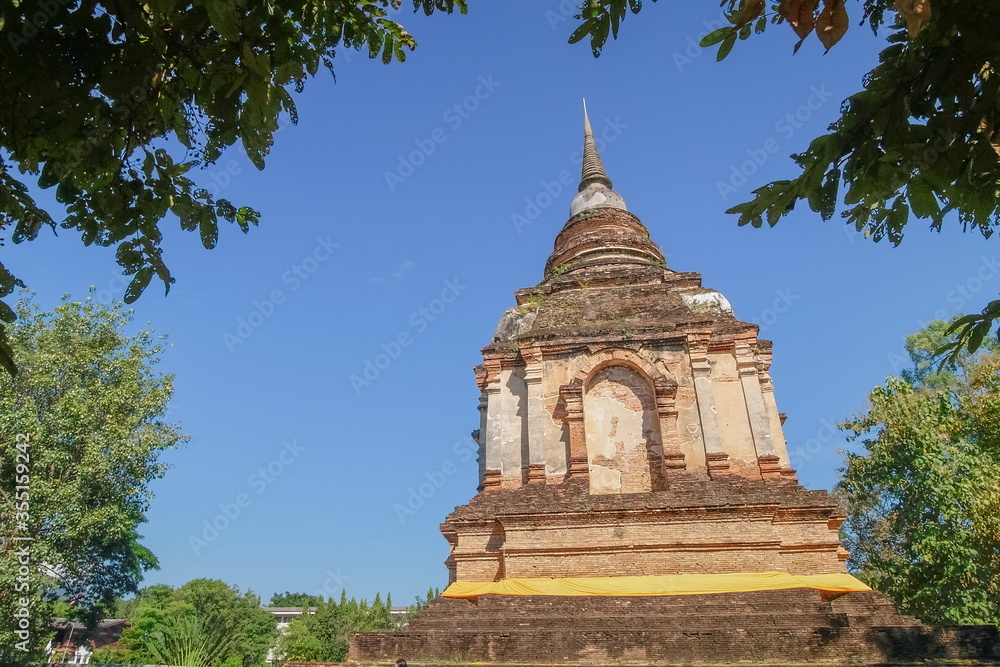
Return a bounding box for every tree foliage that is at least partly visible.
[273,588,423,665]
[269,591,325,607]
[116,579,277,667]
[837,320,1000,626]
[0,0,467,374]
[572,0,1000,356]
[0,294,185,664]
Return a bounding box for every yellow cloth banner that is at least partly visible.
[442,572,870,599]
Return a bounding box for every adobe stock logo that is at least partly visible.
[511,116,628,234]
[349,279,467,394]
[188,439,305,556]
[747,289,800,334]
[716,84,834,202]
[384,75,502,192]
[393,436,478,523]
[223,236,340,352]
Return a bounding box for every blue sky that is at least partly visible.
[8,1,998,606]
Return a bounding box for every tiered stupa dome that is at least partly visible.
[554,103,662,274]
[496,104,736,349]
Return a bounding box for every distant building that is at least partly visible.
[263,605,316,631]
[262,606,316,664]
[45,618,128,665]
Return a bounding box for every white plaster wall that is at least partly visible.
[541,357,572,475]
[478,392,488,486]
[484,383,502,474]
[653,346,707,470]
[498,367,528,482]
[708,352,757,463]
[763,385,791,465]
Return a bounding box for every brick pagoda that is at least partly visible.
[349,107,1000,666]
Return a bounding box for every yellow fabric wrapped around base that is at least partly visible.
[442,572,870,599]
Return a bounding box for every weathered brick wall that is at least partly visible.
[350,590,1000,665]
[444,474,847,581]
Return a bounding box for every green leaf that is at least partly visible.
[381,35,394,64]
[966,324,986,353]
[205,0,241,41]
[38,163,59,189]
[700,27,732,47]
[717,32,737,60]
[124,267,154,304]
[907,178,939,219]
[199,216,219,249]
[55,181,80,204]
[0,326,16,376]
[819,168,840,220]
[593,15,611,53]
[275,61,303,85]
[235,206,259,233]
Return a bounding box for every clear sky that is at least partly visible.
[7,1,998,607]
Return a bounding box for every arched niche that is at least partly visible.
[583,363,663,494]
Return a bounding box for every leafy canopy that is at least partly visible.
[0,0,466,374]
[269,591,325,608]
[836,320,1000,626]
[0,294,186,665]
[116,578,277,667]
[570,0,1000,357]
[273,588,432,665]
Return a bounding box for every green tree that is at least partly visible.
[0,295,186,665]
[837,320,1000,625]
[572,0,1000,356]
[274,617,328,663]
[144,613,240,667]
[90,643,135,664]
[272,590,401,665]
[0,0,467,374]
[118,579,277,667]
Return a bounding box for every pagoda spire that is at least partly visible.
[569,101,628,217]
[580,100,613,191]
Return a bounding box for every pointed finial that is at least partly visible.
[580,99,613,192]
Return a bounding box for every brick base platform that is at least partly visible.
[349,589,1000,665]
[441,475,851,582]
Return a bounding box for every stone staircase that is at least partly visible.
[349,589,1000,665]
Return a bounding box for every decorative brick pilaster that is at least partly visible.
[482,469,502,491]
[526,464,546,483]
[523,351,546,484]
[559,380,589,483]
[706,451,731,474]
[476,393,488,490]
[663,449,687,471]
[483,381,503,492]
[758,454,783,479]
[737,342,776,465]
[655,378,685,478]
[689,336,727,478]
